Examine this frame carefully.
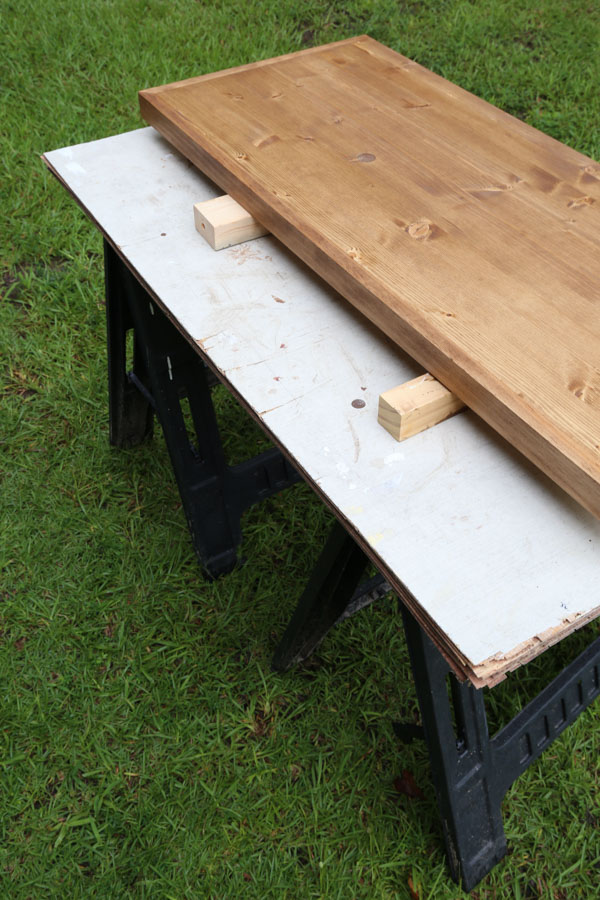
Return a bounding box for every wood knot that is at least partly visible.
[253,134,280,149]
[581,164,600,182]
[406,221,440,241]
[568,378,598,406]
[567,196,595,209]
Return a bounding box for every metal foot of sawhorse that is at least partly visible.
[104,240,600,893]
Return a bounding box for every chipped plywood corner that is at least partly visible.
[467,605,600,688]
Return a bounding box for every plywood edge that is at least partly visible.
[466,604,600,688]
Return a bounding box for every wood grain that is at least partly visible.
[139,36,600,517]
[378,374,464,442]
[193,194,269,249]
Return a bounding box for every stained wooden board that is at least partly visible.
[43,129,600,687]
[139,35,600,519]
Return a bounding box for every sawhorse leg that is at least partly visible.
[103,240,301,578]
[401,609,506,889]
[273,521,600,891]
[272,523,391,672]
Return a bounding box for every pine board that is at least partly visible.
[139,36,600,519]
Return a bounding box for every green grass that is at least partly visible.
[1,0,600,897]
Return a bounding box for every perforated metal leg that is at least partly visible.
[103,240,301,577]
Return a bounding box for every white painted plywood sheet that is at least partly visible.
[44,128,600,685]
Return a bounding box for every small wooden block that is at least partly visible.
[193,194,269,250]
[378,374,465,442]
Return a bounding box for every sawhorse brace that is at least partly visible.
[271,520,600,890]
[103,240,600,892]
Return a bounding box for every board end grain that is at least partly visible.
[193,194,269,250]
[378,374,465,441]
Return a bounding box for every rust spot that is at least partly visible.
[444,312,456,318]
[273,376,282,382]
[406,221,442,241]
[254,134,280,149]
[567,196,595,209]
[351,153,376,163]
[273,296,285,303]
[160,232,166,236]
[352,399,366,409]
[280,343,286,349]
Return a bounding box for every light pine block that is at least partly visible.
[378,374,465,441]
[193,194,269,250]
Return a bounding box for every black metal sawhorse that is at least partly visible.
[103,240,600,892]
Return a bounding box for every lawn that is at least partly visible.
[2,0,600,897]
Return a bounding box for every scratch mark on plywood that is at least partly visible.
[347,417,361,463]
[258,378,333,416]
